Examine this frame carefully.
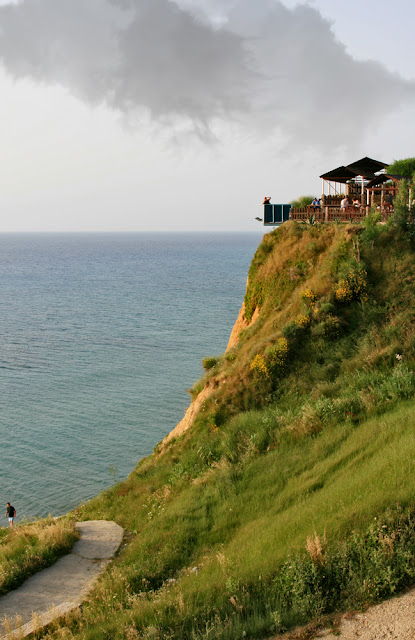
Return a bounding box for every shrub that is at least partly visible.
[203,356,218,371]
[275,507,415,625]
[250,354,270,379]
[371,363,415,407]
[334,266,368,303]
[282,321,308,344]
[391,179,415,245]
[319,302,336,316]
[250,339,289,381]
[300,288,318,308]
[266,338,289,371]
[290,195,314,209]
[361,211,382,249]
[295,314,311,329]
[322,314,341,339]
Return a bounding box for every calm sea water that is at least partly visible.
[0,233,261,521]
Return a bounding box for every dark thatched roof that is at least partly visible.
[320,157,388,183]
[366,174,404,188]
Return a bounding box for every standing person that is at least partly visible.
[5,502,16,527]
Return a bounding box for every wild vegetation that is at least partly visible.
[0,517,78,596]
[387,156,415,178]
[14,209,415,639]
[289,195,314,209]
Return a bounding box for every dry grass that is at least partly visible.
[0,518,78,596]
[306,531,327,566]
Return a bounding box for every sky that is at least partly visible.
[0,0,414,232]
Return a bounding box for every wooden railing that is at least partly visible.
[290,206,367,223]
[289,205,394,224]
[290,206,325,222]
[327,207,366,222]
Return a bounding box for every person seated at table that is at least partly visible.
[311,197,321,210]
[340,197,349,211]
[263,196,271,205]
[353,199,361,210]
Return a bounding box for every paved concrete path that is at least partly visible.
[0,520,123,639]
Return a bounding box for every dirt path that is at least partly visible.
[319,588,415,640]
[0,520,123,639]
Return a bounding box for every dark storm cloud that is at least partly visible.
[0,0,413,144]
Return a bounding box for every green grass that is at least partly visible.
[37,223,415,639]
[39,400,415,640]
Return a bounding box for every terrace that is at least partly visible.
[290,156,394,223]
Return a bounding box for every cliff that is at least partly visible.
[60,220,415,640]
[162,280,260,447]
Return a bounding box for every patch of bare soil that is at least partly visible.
[269,587,415,640]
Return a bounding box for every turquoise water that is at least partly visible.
[0,233,261,520]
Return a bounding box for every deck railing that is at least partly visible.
[290,205,371,223]
[266,205,394,226]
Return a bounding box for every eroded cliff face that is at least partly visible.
[226,299,259,352]
[161,385,212,446]
[162,286,259,446]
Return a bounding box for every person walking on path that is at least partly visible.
[5,502,16,527]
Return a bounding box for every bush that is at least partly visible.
[203,356,218,371]
[361,210,382,248]
[282,321,308,344]
[290,195,314,209]
[334,266,368,303]
[300,288,318,308]
[387,157,415,178]
[313,314,341,339]
[250,354,269,379]
[266,338,289,371]
[391,179,415,245]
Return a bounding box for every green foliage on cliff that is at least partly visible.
[387,157,415,178]
[44,222,415,640]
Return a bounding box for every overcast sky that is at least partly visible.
[0,0,414,232]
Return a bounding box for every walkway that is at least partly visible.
[0,520,123,639]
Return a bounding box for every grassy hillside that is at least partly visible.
[41,220,415,640]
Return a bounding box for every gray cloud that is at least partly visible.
[0,0,413,145]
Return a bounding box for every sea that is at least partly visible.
[0,232,262,521]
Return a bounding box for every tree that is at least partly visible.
[387,157,415,178]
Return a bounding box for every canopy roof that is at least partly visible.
[319,165,360,183]
[347,157,388,175]
[320,157,389,183]
[366,174,404,188]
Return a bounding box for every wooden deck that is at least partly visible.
[290,205,391,223]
